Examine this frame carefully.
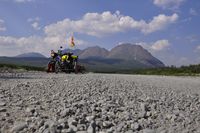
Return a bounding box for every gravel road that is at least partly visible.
[0,72,200,133]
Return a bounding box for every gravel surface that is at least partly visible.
[0,72,200,133]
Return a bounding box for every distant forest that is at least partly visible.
[94,64,200,76]
[1,63,200,76]
[0,63,45,72]
[130,64,200,76]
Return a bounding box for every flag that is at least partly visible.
[69,35,75,47]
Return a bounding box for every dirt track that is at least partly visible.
[0,72,200,133]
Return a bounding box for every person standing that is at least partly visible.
[58,46,63,56]
[47,50,58,72]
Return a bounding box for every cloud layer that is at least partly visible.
[0,36,46,56]
[44,11,178,37]
[0,11,179,57]
[151,39,170,51]
[0,35,87,56]
[153,0,186,10]
[137,39,171,53]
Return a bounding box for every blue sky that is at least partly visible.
[0,0,199,66]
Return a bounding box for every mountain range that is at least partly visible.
[16,52,46,58]
[0,43,165,72]
[63,43,164,68]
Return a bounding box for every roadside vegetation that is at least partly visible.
[131,64,200,76]
[94,64,200,76]
[1,63,200,76]
[0,63,45,72]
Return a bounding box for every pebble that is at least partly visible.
[86,115,95,122]
[60,108,71,117]
[68,118,78,126]
[26,107,35,114]
[1,73,200,133]
[131,123,140,130]
[0,94,4,98]
[103,121,113,128]
[143,128,156,133]
[11,122,28,132]
[106,127,115,133]
[0,108,7,112]
[0,101,6,106]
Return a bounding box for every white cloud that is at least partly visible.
[195,45,200,53]
[151,39,170,51]
[0,36,41,56]
[0,35,88,56]
[190,8,198,16]
[27,17,40,22]
[138,39,170,52]
[0,19,6,32]
[1,13,98,56]
[136,40,173,66]
[44,11,178,37]
[153,0,185,10]
[138,40,200,66]
[0,11,179,57]
[31,22,41,30]
[27,17,41,30]
[141,13,178,34]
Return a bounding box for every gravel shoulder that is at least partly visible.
[0,72,200,133]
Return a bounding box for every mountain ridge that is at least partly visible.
[0,43,165,71]
[64,43,165,67]
[15,52,46,58]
